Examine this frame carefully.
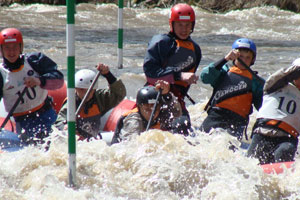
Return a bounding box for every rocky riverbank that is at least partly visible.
[1,0,300,13]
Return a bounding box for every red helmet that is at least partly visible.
[0,28,23,52]
[169,4,195,33]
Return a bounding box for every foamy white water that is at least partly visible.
[1,3,300,199]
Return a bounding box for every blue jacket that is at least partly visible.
[143,33,201,95]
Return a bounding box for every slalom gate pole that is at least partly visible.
[67,0,76,187]
[118,0,124,69]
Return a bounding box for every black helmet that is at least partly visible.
[136,86,159,105]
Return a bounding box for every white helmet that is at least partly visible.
[75,69,98,89]
[292,58,300,67]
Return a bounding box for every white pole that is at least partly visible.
[66,0,76,187]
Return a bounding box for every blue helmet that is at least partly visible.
[232,38,257,65]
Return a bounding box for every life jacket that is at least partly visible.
[170,39,198,88]
[255,83,300,138]
[0,59,48,117]
[123,107,161,130]
[112,106,161,144]
[210,66,253,118]
[265,119,298,138]
[160,38,198,111]
[75,96,102,139]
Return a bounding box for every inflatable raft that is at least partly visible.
[260,161,295,174]
[98,99,136,145]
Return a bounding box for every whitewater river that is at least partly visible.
[1,3,300,199]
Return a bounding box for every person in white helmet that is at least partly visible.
[54,63,126,140]
[0,28,64,146]
[247,58,300,164]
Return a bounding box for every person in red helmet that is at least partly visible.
[0,28,64,146]
[200,38,264,143]
[143,3,201,129]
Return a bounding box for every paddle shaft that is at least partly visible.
[146,89,162,131]
[237,58,264,85]
[75,70,101,116]
[186,93,195,105]
[0,87,28,130]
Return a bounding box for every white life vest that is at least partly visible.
[257,83,300,134]
[0,60,48,115]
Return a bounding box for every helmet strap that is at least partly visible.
[20,43,23,54]
[191,22,195,33]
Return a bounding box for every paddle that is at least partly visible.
[186,93,196,105]
[146,89,162,131]
[237,58,264,85]
[0,87,28,130]
[75,70,101,116]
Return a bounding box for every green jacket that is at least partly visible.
[201,60,264,111]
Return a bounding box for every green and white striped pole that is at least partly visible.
[66,0,76,187]
[118,0,123,69]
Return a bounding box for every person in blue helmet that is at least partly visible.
[200,38,265,141]
[247,58,300,164]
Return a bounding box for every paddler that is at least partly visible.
[54,63,126,141]
[247,58,300,164]
[111,80,193,144]
[142,3,202,128]
[200,38,265,141]
[0,27,64,145]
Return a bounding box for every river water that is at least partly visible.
[1,3,300,200]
